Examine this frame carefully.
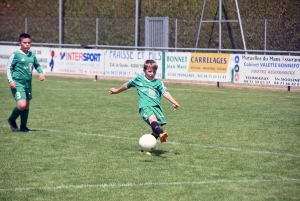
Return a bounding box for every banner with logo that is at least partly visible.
[48,48,104,75]
[164,52,232,82]
[231,54,300,86]
[104,50,163,78]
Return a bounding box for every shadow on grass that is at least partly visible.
[20,129,48,133]
[140,150,168,161]
[152,149,169,158]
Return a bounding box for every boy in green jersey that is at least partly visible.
[109,60,180,155]
[6,33,46,132]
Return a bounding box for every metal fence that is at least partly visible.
[0,17,299,52]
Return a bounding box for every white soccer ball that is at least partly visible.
[138,134,157,151]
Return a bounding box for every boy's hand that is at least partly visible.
[109,88,117,94]
[172,103,180,110]
[39,74,45,81]
[9,82,16,89]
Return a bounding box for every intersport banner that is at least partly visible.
[231,54,300,86]
[49,48,105,75]
[164,52,232,82]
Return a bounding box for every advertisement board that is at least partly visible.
[231,54,300,86]
[165,52,232,82]
[104,50,163,78]
[49,48,105,75]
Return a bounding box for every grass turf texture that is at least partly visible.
[0,74,299,201]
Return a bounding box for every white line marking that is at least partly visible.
[49,129,300,158]
[1,125,299,158]
[1,178,299,192]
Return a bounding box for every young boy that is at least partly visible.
[6,33,46,132]
[109,60,180,155]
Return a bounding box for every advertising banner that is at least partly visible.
[0,45,21,71]
[29,47,51,73]
[165,52,232,82]
[0,45,51,73]
[49,48,105,75]
[104,50,163,78]
[231,54,300,86]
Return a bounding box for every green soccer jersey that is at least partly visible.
[6,50,44,88]
[126,75,168,109]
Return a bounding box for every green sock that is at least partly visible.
[9,106,22,121]
[20,109,29,127]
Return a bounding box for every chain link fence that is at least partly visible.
[0,17,299,52]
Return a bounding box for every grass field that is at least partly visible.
[0,74,299,201]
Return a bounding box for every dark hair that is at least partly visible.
[19,33,31,42]
[143,60,158,71]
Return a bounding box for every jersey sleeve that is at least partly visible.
[33,53,44,74]
[126,75,139,89]
[6,53,17,83]
[159,80,168,95]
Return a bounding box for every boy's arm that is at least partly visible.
[33,55,46,81]
[33,55,44,74]
[109,83,128,94]
[163,92,180,109]
[6,54,17,89]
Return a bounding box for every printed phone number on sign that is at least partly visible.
[167,73,227,80]
[105,71,132,76]
[274,77,300,86]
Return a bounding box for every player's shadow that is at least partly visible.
[26,129,48,132]
[151,150,168,157]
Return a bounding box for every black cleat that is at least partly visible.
[19,126,31,132]
[7,118,19,132]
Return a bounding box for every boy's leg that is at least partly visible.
[7,87,25,131]
[139,107,168,143]
[150,121,163,137]
[7,107,20,131]
[149,107,168,143]
[150,121,168,143]
[20,109,29,128]
[19,99,31,132]
[9,106,22,121]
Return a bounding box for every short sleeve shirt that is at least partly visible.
[126,75,168,109]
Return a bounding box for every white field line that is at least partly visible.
[0,84,299,98]
[1,178,299,192]
[59,130,300,158]
[1,87,299,99]
[2,126,295,158]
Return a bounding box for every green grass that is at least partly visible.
[0,74,299,201]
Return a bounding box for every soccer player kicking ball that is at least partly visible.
[109,59,180,155]
[6,33,45,132]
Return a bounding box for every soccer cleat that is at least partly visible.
[7,118,19,132]
[140,150,152,156]
[19,126,31,132]
[159,132,168,143]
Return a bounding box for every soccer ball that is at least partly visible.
[138,134,157,151]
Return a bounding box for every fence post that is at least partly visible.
[264,19,267,54]
[175,18,178,49]
[25,17,28,33]
[96,17,98,48]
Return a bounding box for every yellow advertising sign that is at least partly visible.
[188,53,230,73]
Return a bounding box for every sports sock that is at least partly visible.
[20,109,29,127]
[150,121,163,138]
[9,106,22,121]
[151,132,159,139]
